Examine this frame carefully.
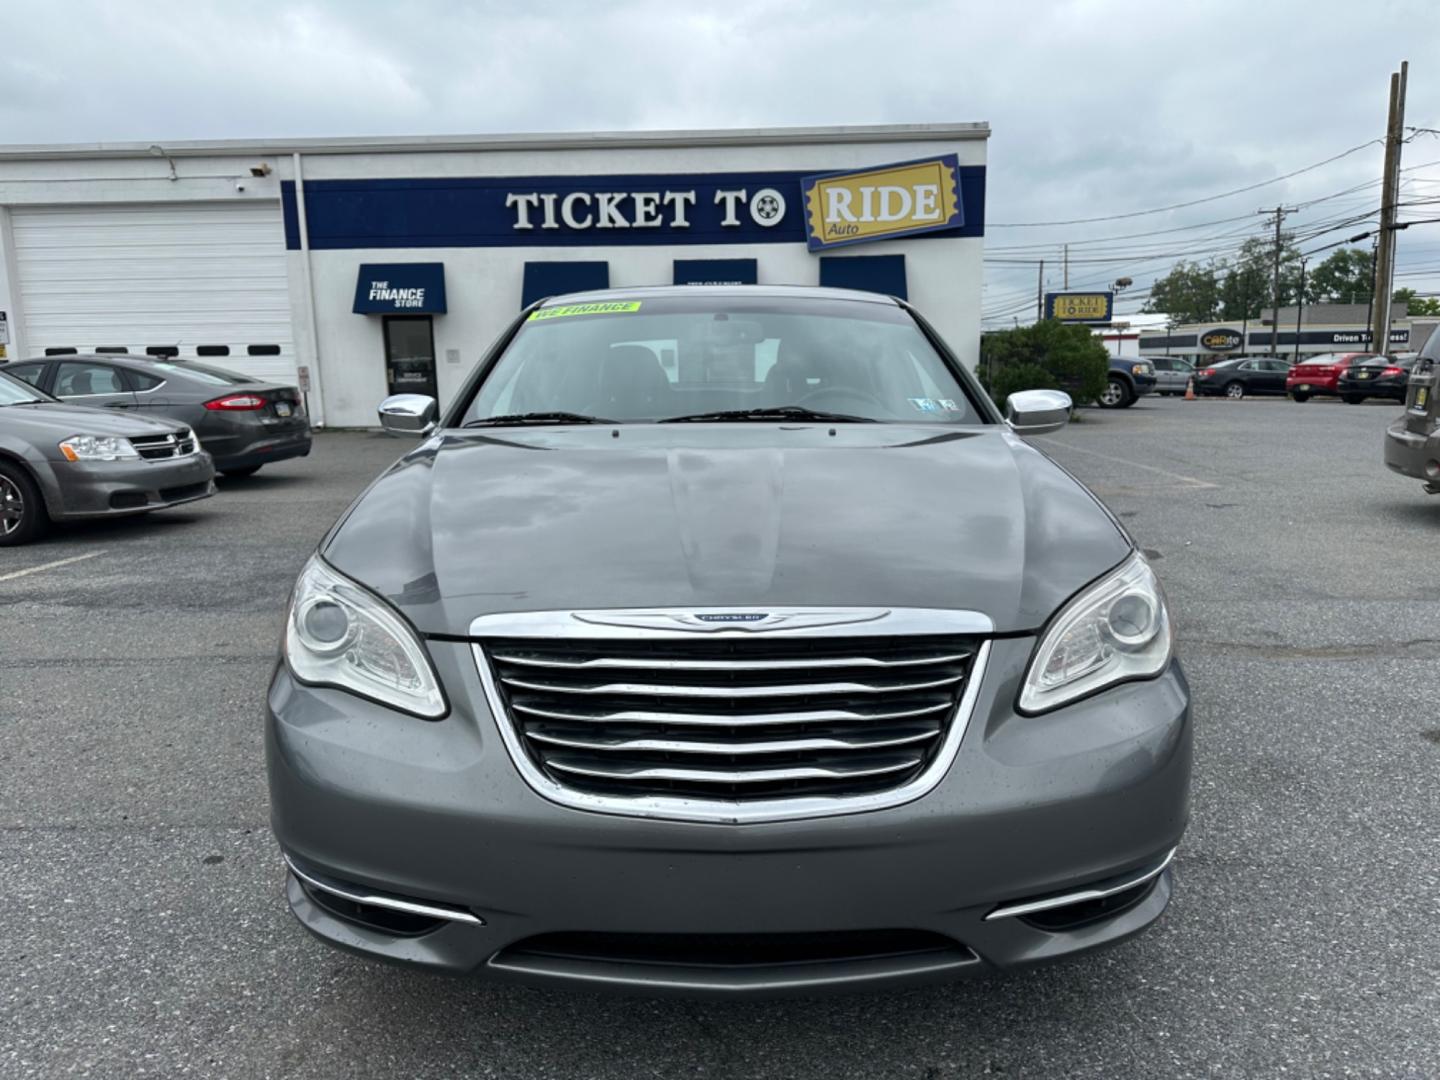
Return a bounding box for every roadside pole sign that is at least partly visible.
[297,365,311,393]
[1044,292,1114,325]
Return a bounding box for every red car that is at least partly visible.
[1287,352,1380,401]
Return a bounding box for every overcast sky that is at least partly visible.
[3,0,1437,321]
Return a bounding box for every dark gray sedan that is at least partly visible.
[0,369,214,545]
[3,354,310,477]
[267,286,1191,997]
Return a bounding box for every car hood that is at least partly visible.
[323,424,1131,636]
[1,401,187,436]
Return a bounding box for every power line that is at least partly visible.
[986,139,1383,228]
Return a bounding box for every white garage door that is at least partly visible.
[11,202,296,385]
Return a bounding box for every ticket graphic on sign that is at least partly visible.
[801,156,963,251]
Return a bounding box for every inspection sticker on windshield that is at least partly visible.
[908,397,940,412]
[528,301,642,321]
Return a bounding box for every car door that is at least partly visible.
[1261,360,1291,393]
[51,360,138,410]
[1235,359,1260,391]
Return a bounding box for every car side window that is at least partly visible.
[129,370,165,392]
[55,362,127,396]
[4,362,46,388]
[1238,360,1256,371]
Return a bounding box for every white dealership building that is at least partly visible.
[0,124,989,427]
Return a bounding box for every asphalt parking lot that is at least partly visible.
[4,396,1439,1079]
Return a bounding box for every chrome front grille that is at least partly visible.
[471,609,991,824]
[129,431,197,460]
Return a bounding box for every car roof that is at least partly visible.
[531,284,904,307]
[19,352,159,365]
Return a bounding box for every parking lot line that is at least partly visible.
[1033,437,1219,489]
[0,550,105,583]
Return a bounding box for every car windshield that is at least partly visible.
[0,370,54,405]
[459,295,982,425]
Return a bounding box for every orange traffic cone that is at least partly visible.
[1184,378,1196,401]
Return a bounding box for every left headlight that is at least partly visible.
[59,435,140,462]
[1019,552,1173,714]
[284,554,447,719]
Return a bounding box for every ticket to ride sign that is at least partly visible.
[1045,292,1114,325]
[801,155,964,251]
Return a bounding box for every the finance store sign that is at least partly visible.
[282,157,984,252]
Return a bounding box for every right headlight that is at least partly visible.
[283,554,446,719]
[59,435,140,462]
[1019,553,1172,714]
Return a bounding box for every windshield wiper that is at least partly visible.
[463,411,616,427]
[0,399,45,407]
[660,406,878,424]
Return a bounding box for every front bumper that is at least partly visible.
[267,636,1192,996]
[48,453,216,519]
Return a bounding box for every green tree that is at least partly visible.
[979,320,1109,409]
[1393,287,1440,316]
[1143,261,1220,323]
[1216,235,1304,320]
[1308,247,1374,304]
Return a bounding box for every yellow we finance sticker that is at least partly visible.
[528,301,642,321]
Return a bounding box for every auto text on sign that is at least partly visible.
[800,156,963,251]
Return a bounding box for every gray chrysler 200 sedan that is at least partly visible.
[267,286,1191,996]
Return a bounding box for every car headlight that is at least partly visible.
[1019,553,1173,714]
[58,435,140,462]
[1131,363,1150,376]
[284,554,446,718]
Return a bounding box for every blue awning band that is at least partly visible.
[522,261,610,308]
[818,254,908,300]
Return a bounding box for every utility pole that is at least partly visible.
[1259,207,1291,355]
[1370,61,1409,352]
[1364,238,1378,343]
[1063,244,1069,289]
[1293,259,1308,364]
[1037,259,1045,322]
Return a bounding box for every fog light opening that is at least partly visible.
[1017,877,1160,932]
[299,880,447,937]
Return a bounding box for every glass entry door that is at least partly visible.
[383,316,438,398]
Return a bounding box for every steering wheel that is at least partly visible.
[794,384,892,414]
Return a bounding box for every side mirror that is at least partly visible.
[1006,389,1072,436]
[378,394,438,438]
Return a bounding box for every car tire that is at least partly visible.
[0,460,48,547]
[1224,382,1245,400]
[1291,392,1310,402]
[1342,394,1365,405]
[221,465,263,478]
[1098,377,1132,409]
